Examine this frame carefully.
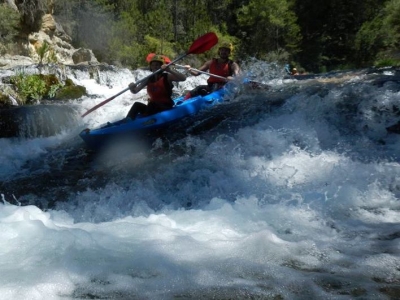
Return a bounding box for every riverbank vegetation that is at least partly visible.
[1,0,400,73]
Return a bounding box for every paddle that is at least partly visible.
[146,54,228,81]
[173,63,228,81]
[81,32,218,117]
[148,53,271,90]
[173,62,270,90]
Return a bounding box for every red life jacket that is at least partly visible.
[207,58,233,84]
[147,73,173,105]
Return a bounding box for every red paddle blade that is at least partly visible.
[188,32,218,54]
[146,53,172,64]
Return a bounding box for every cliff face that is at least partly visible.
[1,0,98,69]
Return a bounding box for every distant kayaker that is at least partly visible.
[183,42,240,99]
[126,55,186,119]
[285,64,299,75]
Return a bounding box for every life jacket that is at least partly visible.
[147,73,173,105]
[207,58,234,84]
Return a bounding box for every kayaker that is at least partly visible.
[285,64,300,75]
[126,55,186,119]
[183,42,240,99]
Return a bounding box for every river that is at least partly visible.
[0,61,399,299]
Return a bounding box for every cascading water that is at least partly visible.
[0,61,399,299]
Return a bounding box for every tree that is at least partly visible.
[236,0,301,62]
[355,0,400,66]
[294,0,384,71]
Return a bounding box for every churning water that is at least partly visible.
[0,61,399,299]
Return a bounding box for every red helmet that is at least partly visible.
[149,54,165,64]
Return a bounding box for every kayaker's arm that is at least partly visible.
[163,65,186,82]
[225,61,240,81]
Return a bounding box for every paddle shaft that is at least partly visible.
[174,63,270,90]
[81,88,129,117]
[174,64,228,81]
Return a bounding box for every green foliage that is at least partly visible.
[47,0,400,71]
[382,0,400,48]
[182,0,214,41]
[35,41,58,64]
[262,48,291,64]
[374,49,400,67]
[374,57,400,67]
[11,74,64,104]
[144,3,174,48]
[354,17,385,66]
[11,74,47,104]
[236,0,301,59]
[354,0,400,67]
[0,4,20,45]
[48,83,63,98]
[106,6,142,67]
[110,41,146,68]
[144,35,175,59]
[37,41,50,64]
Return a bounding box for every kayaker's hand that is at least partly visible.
[184,65,197,76]
[161,64,171,71]
[129,82,138,93]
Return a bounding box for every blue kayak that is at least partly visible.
[79,88,226,150]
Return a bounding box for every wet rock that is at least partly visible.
[0,104,78,138]
[0,55,35,69]
[72,48,98,65]
[54,79,86,100]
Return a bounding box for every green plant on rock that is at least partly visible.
[37,41,50,65]
[54,84,86,100]
[35,41,58,65]
[47,49,58,63]
[48,83,63,98]
[10,73,67,103]
[11,74,47,104]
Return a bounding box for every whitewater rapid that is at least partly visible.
[0,62,399,299]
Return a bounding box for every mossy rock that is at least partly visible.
[41,74,60,87]
[54,85,87,100]
[65,78,75,86]
[0,92,12,108]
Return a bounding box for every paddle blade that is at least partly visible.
[188,32,218,54]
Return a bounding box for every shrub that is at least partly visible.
[11,74,47,104]
[36,41,58,64]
